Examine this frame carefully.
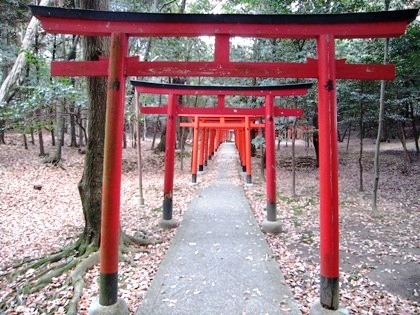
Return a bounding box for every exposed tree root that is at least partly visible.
[66,251,99,315]
[0,232,161,312]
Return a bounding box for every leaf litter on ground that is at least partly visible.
[0,134,419,314]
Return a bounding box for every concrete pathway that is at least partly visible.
[137,142,300,315]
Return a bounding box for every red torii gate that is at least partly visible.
[132,80,310,230]
[30,5,418,315]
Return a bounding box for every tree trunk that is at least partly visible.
[38,128,45,156]
[151,116,160,150]
[70,102,78,147]
[409,101,419,154]
[135,98,145,206]
[77,0,110,248]
[0,0,52,144]
[396,121,412,165]
[0,0,52,104]
[346,122,352,153]
[372,0,390,215]
[0,120,5,144]
[291,118,298,197]
[30,128,35,145]
[78,109,87,147]
[155,125,166,153]
[49,99,65,164]
[23,133,28,149]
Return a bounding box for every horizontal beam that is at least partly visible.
[51,58,396,80]
[132,80,312,96]
[30,6,418,39]
[180,122,265,129]
[140,106,303,117]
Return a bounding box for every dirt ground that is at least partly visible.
[0,132,419,314]
[244,136,419,313]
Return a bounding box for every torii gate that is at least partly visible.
[132,80,311,230]
[30,5,418,315]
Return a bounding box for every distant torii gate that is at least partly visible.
[30,5,418,315]
[132,80,310,230]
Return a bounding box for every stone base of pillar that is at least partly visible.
[309,301,349,315]
[261,220,283,234]
[159,218,177,229]
[89,298,129,315]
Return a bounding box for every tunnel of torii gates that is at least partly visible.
[30,5,417,314]
[131,80,311,227]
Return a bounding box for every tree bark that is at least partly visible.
[0,120,5,144]
[409,101,419,154]
[77,0,109,248]
[372,0,390,215]
[0,0,52,105]
[396,121,412,165]
[291,118,298,197]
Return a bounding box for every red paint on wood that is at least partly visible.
[100,33,128,275]
[245,116,252,177]
[52,58,395,80]
[265,95,276,213]
[163,94,177,199]
[142,106,303,117]
[191,117,199,179]
[34,14,414,39]
[317,34,340,279]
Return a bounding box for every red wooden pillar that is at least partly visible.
[161,93,177,228]
[99,32,128,307]
[215,129,220,152]
[262,96,282,234]
[265,95,276,222]
[239,128,246,172]
[199,128,205,172]
[245,116,252,184]
[191,116,199,184]
[209,129,215,160]
[317,33,340,310]
[204,128,209,166]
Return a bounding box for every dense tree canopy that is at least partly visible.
[0,0,418,155]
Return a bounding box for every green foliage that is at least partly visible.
[251,134,265,149]
[2,0,418,143]
[1,77,82,133]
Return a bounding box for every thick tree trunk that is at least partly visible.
[77,0,109,248]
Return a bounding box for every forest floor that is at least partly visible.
[0,133,419,314]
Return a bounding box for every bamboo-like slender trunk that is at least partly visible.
[372,1,390,214]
